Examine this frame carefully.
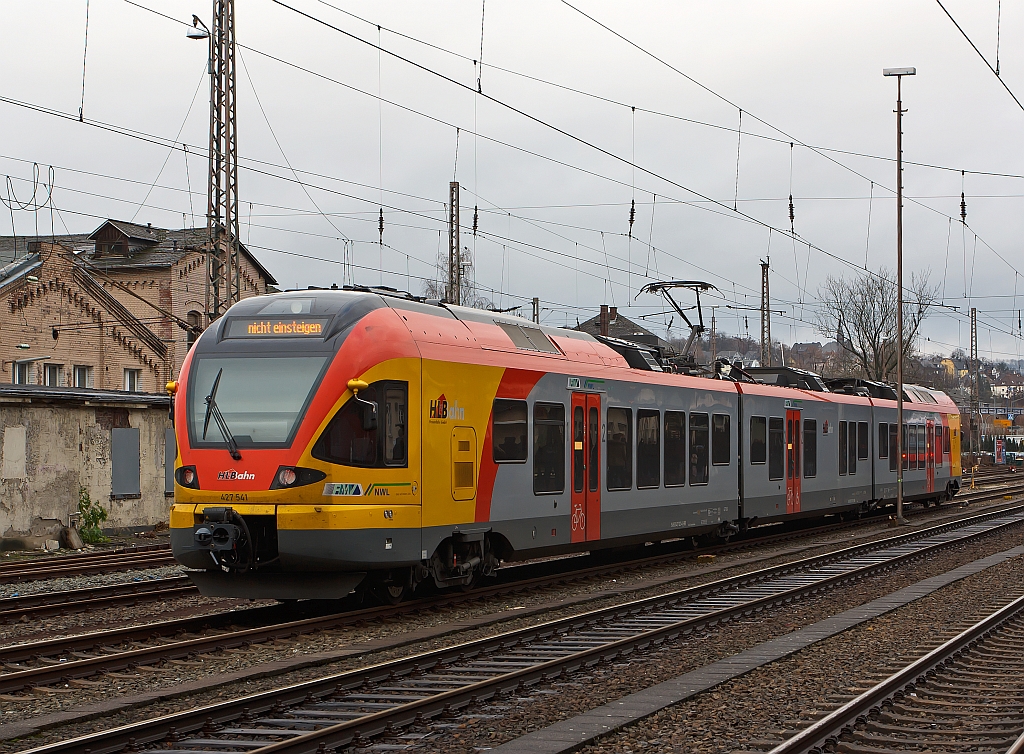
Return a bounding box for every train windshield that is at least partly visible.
[187,355,329,448]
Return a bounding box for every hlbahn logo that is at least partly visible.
[217,469,255,481]
[429,393,465,420]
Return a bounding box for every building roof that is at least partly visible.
[0,220,278,285]
[0,383,170,407]
[576,310,674,351]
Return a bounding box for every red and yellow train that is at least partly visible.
[169,289,961,600]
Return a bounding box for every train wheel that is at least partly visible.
[369,570,411,605]
[376,582,409,605]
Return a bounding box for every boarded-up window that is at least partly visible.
[1,426,27,480]
[112,427,141,498]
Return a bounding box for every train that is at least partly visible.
[168,287,962,601]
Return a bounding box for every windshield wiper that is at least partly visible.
[203,368,242,460]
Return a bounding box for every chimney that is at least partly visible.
[609,307,617,322]
[599,305,609,337]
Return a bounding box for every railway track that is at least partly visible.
[18,505,1024,754]
[0,576,194,622]
[2,484,1022,684]
[769,590,1024,754]
[5,480,1020,625]
[0,544,173,584]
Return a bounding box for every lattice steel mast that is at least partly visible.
[205,0,241,324]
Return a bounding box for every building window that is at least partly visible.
[13,362,31,385]
[749,416,767,465]
[186,310,202,349]
[44,363,64,387]
[689,412,710,485]
[492,399,528,462]
[533,402,565,494]
[664,411,686,487]
[124,369,141,392]
[711,414,731,466]
[606,407,632,491]
[636,409,660,489]
[74,365,94,388]
[768,417,784,480]
[803,419,817,478]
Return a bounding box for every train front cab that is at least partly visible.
[170,292,428,600]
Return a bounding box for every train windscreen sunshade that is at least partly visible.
[187,356,329,447]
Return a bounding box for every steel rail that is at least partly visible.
[0,547,175,583]
[767,591,1024,754]
[1,493,1021,694]
[20,508,1024,754]
[0,577,196,622]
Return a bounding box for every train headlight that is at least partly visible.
[269,466,326,490]
[175,465,200,489]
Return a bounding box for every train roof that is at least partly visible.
[212,288,958,410]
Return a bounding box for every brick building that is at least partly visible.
[0,220,277,393]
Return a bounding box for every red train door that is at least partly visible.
[571,393,602,543]
[786,409,802,514]
[926,420,935,493]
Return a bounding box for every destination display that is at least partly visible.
[225,317,330,338]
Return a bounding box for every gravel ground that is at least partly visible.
[4,508,1022,750]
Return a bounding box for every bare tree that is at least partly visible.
[422,245,492,309]
[815,267,938,381]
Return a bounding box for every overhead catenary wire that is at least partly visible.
[6,0,1015,348]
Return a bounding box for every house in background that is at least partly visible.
[0,220,277,393]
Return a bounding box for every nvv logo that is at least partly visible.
[323,482,363,497]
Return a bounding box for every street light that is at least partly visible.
[884,66,915,524]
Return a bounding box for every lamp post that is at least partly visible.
[883,66,915,525]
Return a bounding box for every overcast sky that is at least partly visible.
[2,0,1023,364]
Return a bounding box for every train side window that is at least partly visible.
[492,399,528,463]
[889,424,898,472]
[573,406,585,493]
[902,424,909,471]
[935,426,943,467]
[383,386,408,466]
[917,424,926,470]
[636,410,661,489]
[878,422,889,459]
[314,382,406,468]
[689,413,709,485]
[712,414,731,466]
[848,421,857,475]
[664,411,686,486]
[749,416,767,465]
[838,421,848,475]
[768,417,784,481]
[533,403,565,494]
[943,426,951,454]
[803,419,817,478]
[607,407,633,490]
[857,421,869,461]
